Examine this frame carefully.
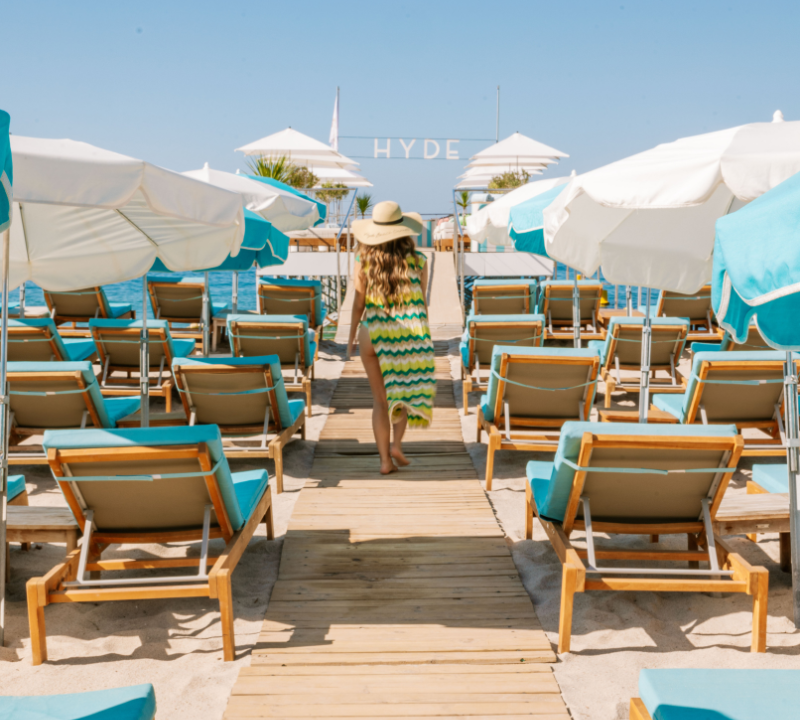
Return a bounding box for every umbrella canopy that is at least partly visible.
[543,113,800,293]
[243,173,327,223]
[183,163,319,232]
[713,169,800,349]
[8,136,245,292]
[308,165,373,188]
[467,176,571,247]
[470,132,569,162]
[456,165,545,190]
[236,127,359,167]
[0,111,10,234]
[509,182,573,256]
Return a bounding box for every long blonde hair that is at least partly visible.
[360,237,418,307]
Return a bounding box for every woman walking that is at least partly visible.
[348,201,436,474]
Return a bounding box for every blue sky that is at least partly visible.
[3,1,799,216]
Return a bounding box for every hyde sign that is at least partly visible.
[373,138,460,160]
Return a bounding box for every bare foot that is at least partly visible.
[380,460,399,475]
[390,447,411,467]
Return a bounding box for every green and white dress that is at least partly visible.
[361,251,436,428]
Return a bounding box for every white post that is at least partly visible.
[202,272,210,357]
[140,277,150,428]
[0,229,9,643]
[572,274,581,349]
[626,286,633,316]
[638,288,652,423]
[18,281,24,318]
[231,271,239,314]
[783,352,800,626]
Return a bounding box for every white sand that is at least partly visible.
[0,343,344,719]
[448,341,800,719]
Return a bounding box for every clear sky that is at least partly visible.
[3,1,799,216]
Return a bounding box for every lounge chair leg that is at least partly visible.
[558,564,579,654]
[751,567,769,653]
[217,570,236,662]
[687,533,699,570]
[273,446,284,495]
[476,409,482,444]
[164,382,172,414]
[485,429,500,491]
[630,698,652,720]
[525,483,534,540]
[265,501,274,541]
[27,578,48,665]
[604,378,614,409]
[780,533,791,572]
[304,378,312,417]
[745,481,763,543]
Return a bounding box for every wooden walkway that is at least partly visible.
[223,347,568,719]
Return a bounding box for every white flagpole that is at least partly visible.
[329,87,340,152]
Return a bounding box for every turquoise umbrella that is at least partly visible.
[0,108,12,644]
[713,170,800,625]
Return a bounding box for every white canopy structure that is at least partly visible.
[466,175,572,247]
[236,128,359,167]
[310,165,373,188]
[471,132,569,162]
[9,137,244,292]
[456,165,545,190]
[543,112,800,294]
[183,163,320,231]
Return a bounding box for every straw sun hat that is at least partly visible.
[352,200,422,245]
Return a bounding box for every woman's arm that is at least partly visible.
[347,260,367,359]
[419,253,429,309]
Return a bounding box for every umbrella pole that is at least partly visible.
[572,275,581,349]
[626,286,633,316]
[231,271,239,314]
[638,287,652,423]
[202,272,210,358]
[18,281,24,318]
[783,351,800,626]
[0,229,9,644]
[140,277,149,428]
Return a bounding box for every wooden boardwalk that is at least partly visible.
[224,347,568,719]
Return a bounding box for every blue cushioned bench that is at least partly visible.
[524,421,767,655]
[8,318,97,362]
[0,683,156,720]
[27,425,274,666]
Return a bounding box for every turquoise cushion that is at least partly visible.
[462,314,546,370]
[0,683,155,720]
[62,338,97,361]
[690,340,725,354]
[42,425,253,531]
[752,463,789,493]
[172,355,302,429]
[594,316,690,364]
[7,474,25,502]
[260,278,324,326]
[480,345,600,422]
[231,469,270,525]
[211,301,230,317]
[89,319,189,362]
[652,393,686,420]
[227,314,313,368]
[104,396,142,426]
[106,301,133,318]
[8,361,131,429]
[172,338,196,358]
[639,668,800,720]
[526,421,739,522]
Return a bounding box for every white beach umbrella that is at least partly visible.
[466,156,559,168]
[310,166,373,188]
[543,111,800,419]
[183,163,320,232]
[466,176,571,247]
[236,127,359,166]
[456,166,545,190]
[471,132,569,162]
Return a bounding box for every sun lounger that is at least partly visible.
[470,278,537,315]
[172,355,305,493]
[459,313,545,415]
[525,421,766,654]
[28,424,274,665]
[227,313,316,415]
[588,317,689,408]
[7,318,97,362]
[6,361,141,464]
[539,279,605,341]
[89,319,195,414]
[477,345,600,489]
[147,276,230,352]
[650,350,796,455]
[691,323,773,354]
[630,669,798,719]
[0,683,156,720]
[653,284,722,342]
[44,286,134,326]
[258,278,325,337]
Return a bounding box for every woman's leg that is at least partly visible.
[391,408,410,466]
[358,325,397,474]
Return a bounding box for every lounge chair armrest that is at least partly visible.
[28,548,82,605]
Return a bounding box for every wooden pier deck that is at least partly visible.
[223,348,567,719]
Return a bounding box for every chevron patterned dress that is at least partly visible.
[362,251,436,428]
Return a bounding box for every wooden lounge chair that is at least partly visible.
[691,323,773,355]
[539,279,605,341]
[147,276,230,352]
[459,313,545,415]
[258,278,325,339]
[44,286,134,326]
[588,316,689,408]
[524,422,767,654]
[89,319,196,414]
[6,361,141,464]
[172,355,306,493]
[477,346,600,489]
[651,350,797,455]
[7,318,97,362]
[1,683,156,719]
[470,279,537,315]
[28,425,274,665]
[630,669,798,719]
[227,313,316,415]
[653,284,722,342]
